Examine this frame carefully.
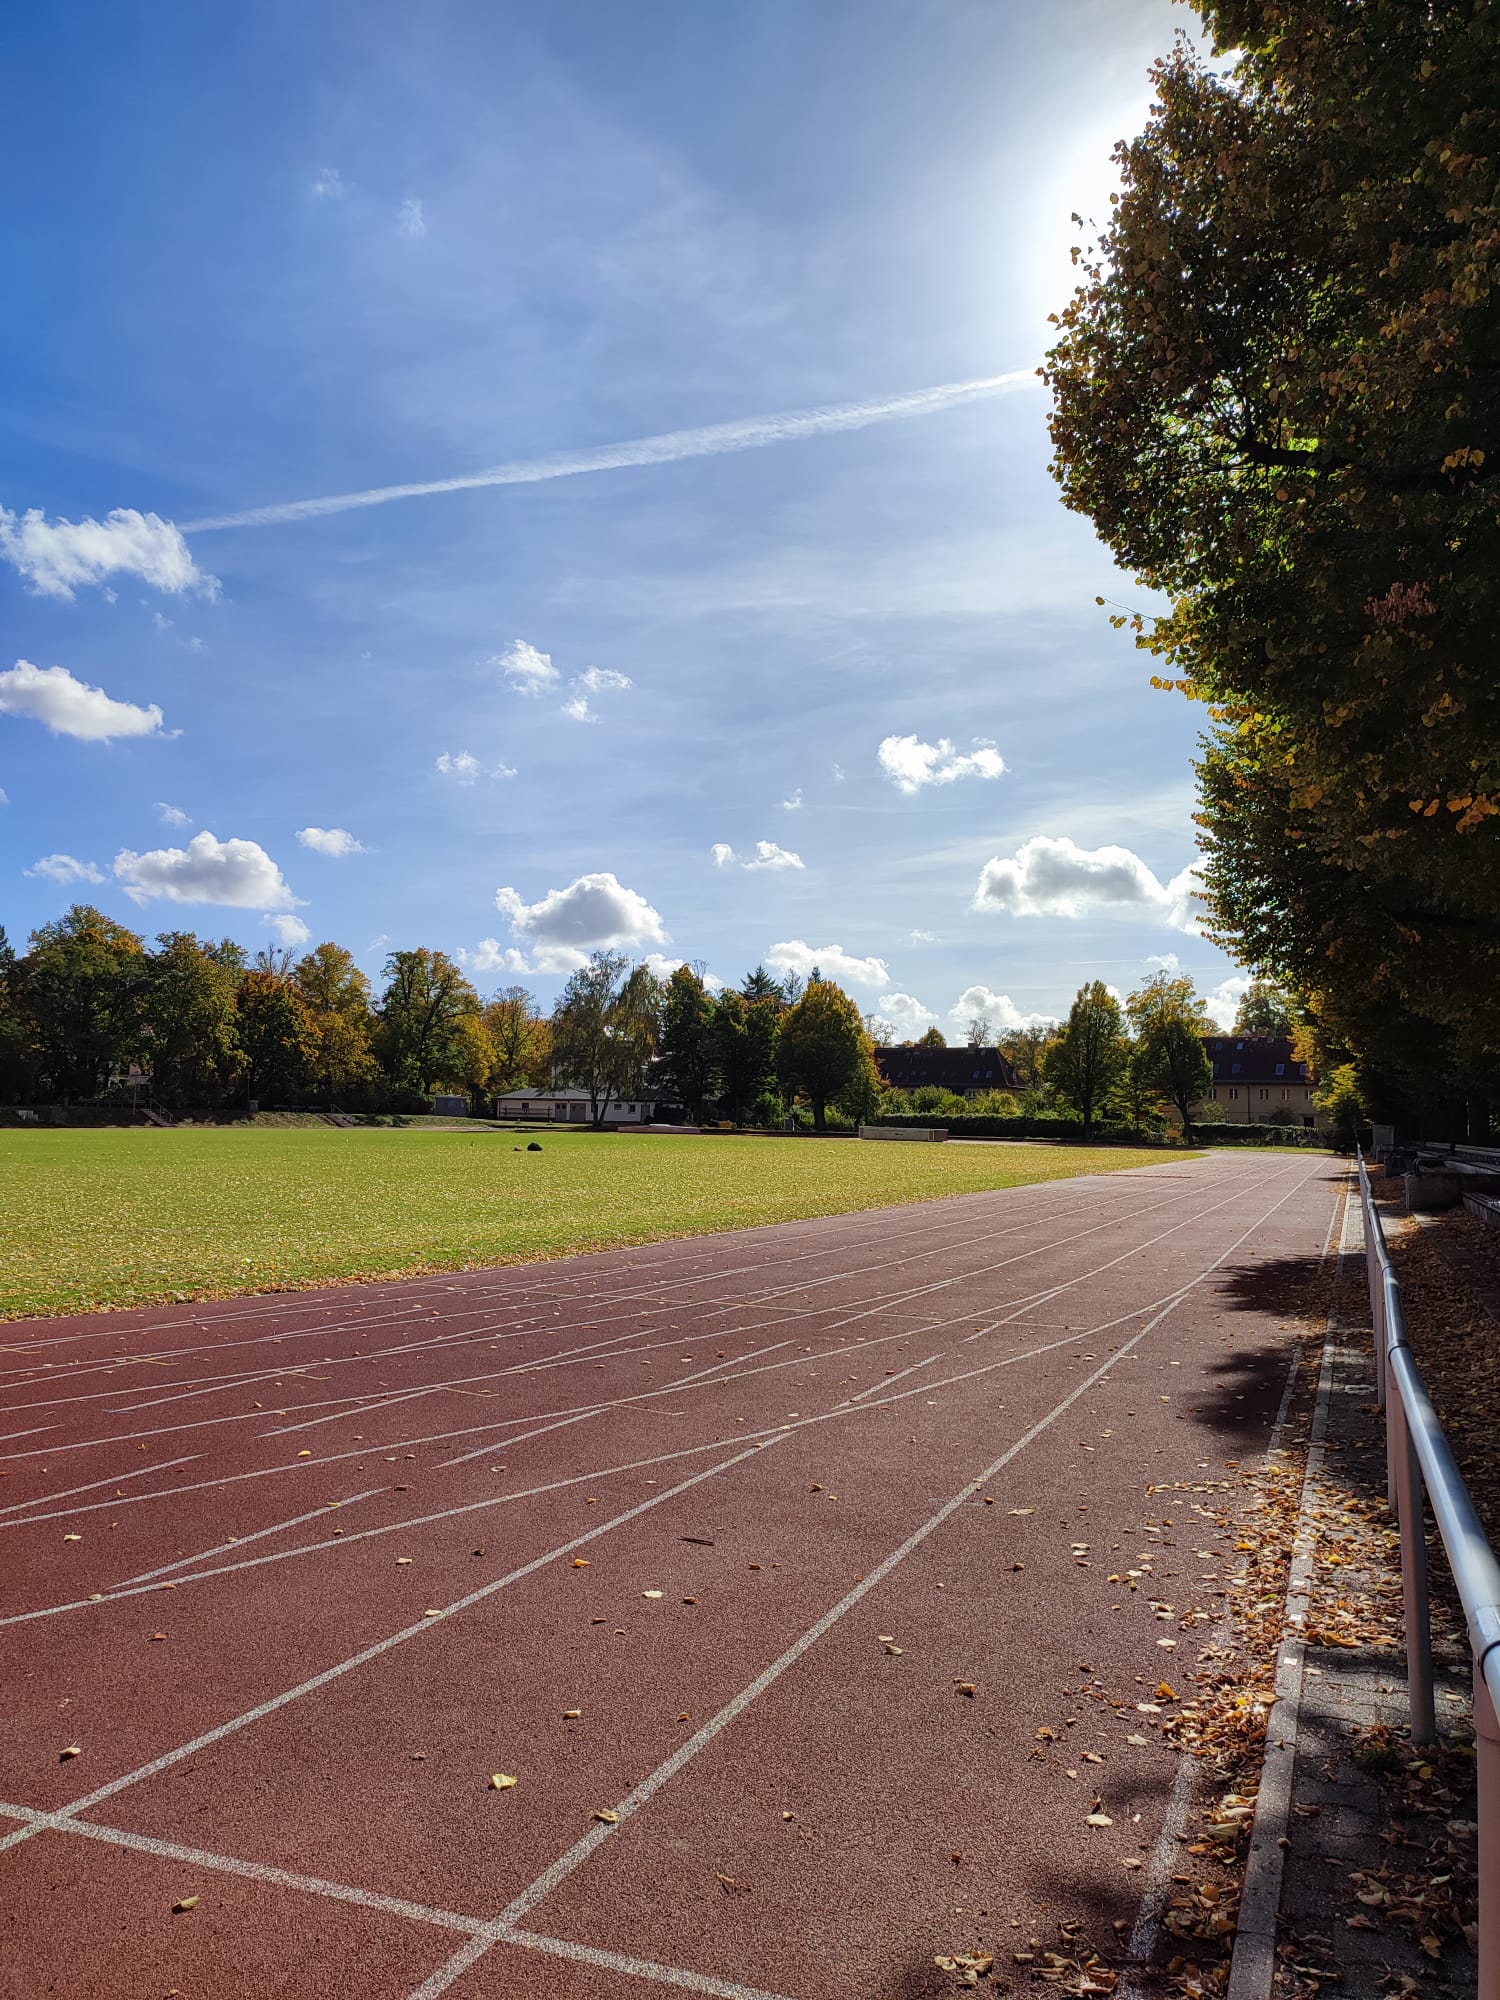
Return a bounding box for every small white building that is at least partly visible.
[493,1087,652,1125]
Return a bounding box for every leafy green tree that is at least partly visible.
[1045,7,1500,1098]
[482,987,550,1095]
[376,949,479,1093]
[1000,1025,1053,1104]
[1129,973,1213,1140]
[0,925,34,1102]
[1316,1063,1369,1153]
[550,953,663,1126]
[294,944,378,1104]
[711,990,779,1123]
[659,965,722,1120]
[17,905,146,1099]
[776,978,878,1132]
[742,965,784,1004]
[1043,981,1130,1139]
[235,971,315,1104]
[1232,980,1294,1038]
[141,932,244,1108]
[916,1025,947,1049]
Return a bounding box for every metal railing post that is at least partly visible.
[1475,1661,1500,2000]
[1390,1383,1436,1743]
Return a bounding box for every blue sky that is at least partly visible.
[0,0,1250,1035]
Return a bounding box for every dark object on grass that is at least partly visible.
[527,1141,543,1152]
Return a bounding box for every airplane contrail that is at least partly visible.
[182,370,1035,532]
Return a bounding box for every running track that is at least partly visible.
[0,1149,1341,1999]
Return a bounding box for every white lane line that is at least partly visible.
[0,1425,57,1444]
[408,1160,1331,1999]
[0,1802,482,1934]
[0,1455,201,1520]
[110,1487,390,1588]
[846,1353,939,1402]
[0,1799,799,2000]
[0,1435,786,1854]
[0,1171,1209,1430]
[0,1161,1299,1529]
[0,1317,1153,1625]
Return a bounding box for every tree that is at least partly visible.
[776,978,878,1132]
[742,966,784,1004]
[294,944,378,1104]
[0,925,34,1102]
[1128,973,1213,1140]
[1045,9,1500,1100]
[1043,982,1130,1139]
[482,987,549,1095]
[550,953,663,1127]
[864,1011,895,1049]
[376,950,479,1093]
[712,990,779,1124]
[659,965,721,1121]
[965,1012,995,1048]
[916,1025,947,1049]
[17,906,146,1099]
[1000,1025,1052,1098]
[453,1013,498,1112]
[1232,980,1294,1038]
[1316,1063,1369,1153]
[235,971,315,1104]
[141,932,244,1109]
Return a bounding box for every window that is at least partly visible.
[1228,1088,1239,1100]
[1231,1062,1241,1074]
[1259,1088,1269,1099]
[1274,1062,1285,1075]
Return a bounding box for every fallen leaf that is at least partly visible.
[297,1450,312,1458]
[1127,1734,1149,1746]
[563,1709,582,1719]
[1156,1683,1177,1700]
[642,1590,663,1600]
[593,1808,619,1824]
[62,1534,82,1543]
[717,1872,750,1894]
[151,1632,167,1642]
[955,1682,978,1697]
[1086,1812,1114,1827]
[1010,1507,1034,1515]
[573,1559,591,1569]
[489,1773,518,1791]
[424,1609,442,1618]
[171,1896,199,1914]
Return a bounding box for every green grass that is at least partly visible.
[2,1126,1182,1321]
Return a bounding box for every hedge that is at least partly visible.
[865,1115,1323,1147]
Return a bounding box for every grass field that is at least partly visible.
[2,1126,1183,1321]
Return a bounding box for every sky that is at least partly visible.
[0,0,1252,1037]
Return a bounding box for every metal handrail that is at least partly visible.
[1355,1153,1500,2000]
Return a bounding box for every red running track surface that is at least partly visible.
[0,1150,1342,1999]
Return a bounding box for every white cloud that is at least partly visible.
[156,802,191,826]
[878,734,1007,795]
[832,764,846,782]
[398,197,426,238]
[744,840,803,871]
[577,667,632,693]
[311,166,344,199]
[908,929,938,944]
[973,834,1203,933]
[1203,974,1254,1030]
[457,938,533,976]
[875,992,939,1036]
[713,840,804,872]
[495,640,559,695]
[297,825,365,857]
[151,610,173,632]
[766,940,890,989]
[638,952,723,991]
[780,788,802,812]
[1144,951,1182,973]
[0,507,216,601]
[113,831,300,910]
[435,750,516,783]
[267,914,312,948]
[25,853,104,886]
[0,660,168,742]
[495,871,669,952]
[0,789,9,805]
[561,696,595,723]
[947,984,1056,1035]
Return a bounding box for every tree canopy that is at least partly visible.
[1045,1,1500,1108]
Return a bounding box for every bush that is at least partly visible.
[865,1114,1323,1147]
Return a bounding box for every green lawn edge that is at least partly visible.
[3,1127,1197,1323]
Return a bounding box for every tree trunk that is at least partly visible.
[812,1096,827,1133]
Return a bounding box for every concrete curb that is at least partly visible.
[1224,1182,1356,2000]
